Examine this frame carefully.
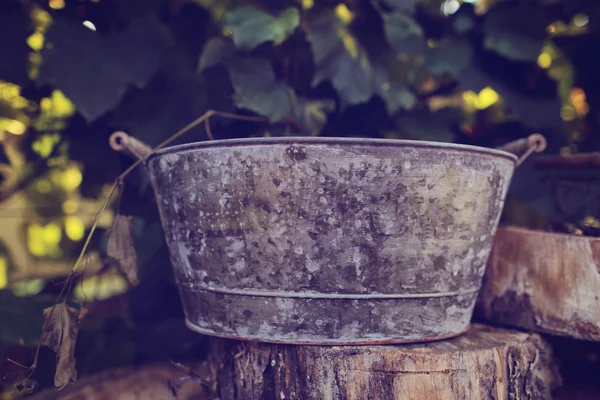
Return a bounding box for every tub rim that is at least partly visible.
[146,136,518,164]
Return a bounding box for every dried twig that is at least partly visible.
[204,118,214,141]
[11,109,265,387]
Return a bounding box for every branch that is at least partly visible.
[12,109,266,387]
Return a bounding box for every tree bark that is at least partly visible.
[476,226,600,341]
[207,323,561,400]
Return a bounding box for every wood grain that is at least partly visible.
[207,323,561,399]
[476,226,600,341]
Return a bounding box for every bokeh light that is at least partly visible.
[462,87,500,110]
[49,0,65,10]
[441,0,460,16]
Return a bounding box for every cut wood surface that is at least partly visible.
[208,323,560,399]
[476,226,600,341]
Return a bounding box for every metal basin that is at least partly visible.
[111,134,543,344]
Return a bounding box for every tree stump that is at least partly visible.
[207,323,561,399]
[28,363,209,400]
[476,226,600,341]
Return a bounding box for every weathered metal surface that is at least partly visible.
[207,323,561,399]
[143,137,517,344]
[476,226,600,342]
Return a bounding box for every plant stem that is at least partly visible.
[16,108,266,382]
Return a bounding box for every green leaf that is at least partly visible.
[375,75,416,114]
[38,16,169,121]
[198,37,236,72]
[306,10,375,106]
[381,11,423,54]
[225,6,300,51]
[483,2,546,62]
[453,14,474,34]
[424,37,473,79]
[450,3,476,35]
[198,41,307,124]
[293,96,336,136]
[111,50,212,148]
[224,57,292,122]
[305,9,416,114]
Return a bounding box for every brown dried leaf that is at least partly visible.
[76,306,88,323]
[168,361,213,399]
[107,215,139,286]
[41,303,80,389]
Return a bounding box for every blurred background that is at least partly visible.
[0,0,599,397]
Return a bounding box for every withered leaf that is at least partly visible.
[41,303,80,389]
[168,361,213,398]
[107,215,139,286]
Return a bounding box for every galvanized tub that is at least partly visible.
[110,133,544,345]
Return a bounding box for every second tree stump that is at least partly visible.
[476,226,600,341]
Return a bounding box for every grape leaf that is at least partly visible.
[198,37,236,72]
[372,53,417,114]
[225,6,300,50]
[41,303,81,389]
[452,5,475,34]
[293,96,336,136]
[198,39,336,129]
[198,40,292,121]
[381,11,423,54]
[111,49,213,148]
[376,80,416,114]
[482,1,546,62]
[305,10,375,106]
[38,16,168,122]
[225,56,292,122]
[372,4,423,113]
[423,37,473,79]
[306,9,416,114]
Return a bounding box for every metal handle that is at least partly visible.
[495,133,547,166]
[109,131,152,161]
